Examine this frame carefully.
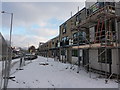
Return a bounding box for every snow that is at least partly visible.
[0,58,20,87]
[6,56,118,88]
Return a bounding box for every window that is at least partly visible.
[73,32,78,44]
[72,49,78,57]
[62,37,64,41]
[55,40,59,47]
[98,48,112,64]
[52,41,54,45]
[78,31,86,38]
[78,31,86,42]
[66,36,69,45]
[61,50,65,55]
[76,14,81,26]
[73,32,77,38]
[63,28,66,33]
[61,36,69,46]
[72,32,86,44]
[62,23,67,34]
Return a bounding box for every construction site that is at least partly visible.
[39,1,120,83]
[0,0,120,89]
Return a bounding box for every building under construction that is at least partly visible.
[39,1,120,80]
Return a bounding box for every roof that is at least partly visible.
[60,7,86,27]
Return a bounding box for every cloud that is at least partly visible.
[2,0,86,2]
[1,2,85,48]
[3,27,58,48]
[30,28,58,38]
[2,2,85,27]
[12,35,47,48]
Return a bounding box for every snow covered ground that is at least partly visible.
[7,56,118,88]
[0,58,20,89]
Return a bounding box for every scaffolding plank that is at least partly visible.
[72,43,119,49]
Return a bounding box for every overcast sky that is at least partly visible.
[1,1,85,48]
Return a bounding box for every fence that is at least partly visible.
[0,33,12,89]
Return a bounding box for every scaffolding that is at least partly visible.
[72,2,120,82]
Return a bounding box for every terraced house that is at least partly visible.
[39,1,120,79]
[59,7,87,64]
[39,36,59,59]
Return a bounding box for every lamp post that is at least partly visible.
[1,11,13,49]
[1,11,13,89]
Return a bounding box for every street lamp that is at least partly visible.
[1,11,13,89]
[1,11,13,48]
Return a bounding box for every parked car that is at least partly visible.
[12,54,21,59]
[24,54,38,60]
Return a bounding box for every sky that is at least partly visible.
[0,1,85,48]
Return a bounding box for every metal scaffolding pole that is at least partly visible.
[77,27,81,73]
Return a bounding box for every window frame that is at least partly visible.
[98,48,112,64]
